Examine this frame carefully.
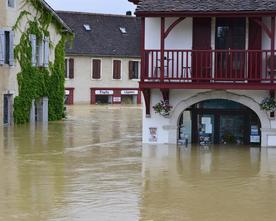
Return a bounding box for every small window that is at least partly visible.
[83,24,91,31]
[4,32,10,64]
[119,27,127,34]
[92,59,101,79]
[113,60,121,79]
[0,30,14,66]
[64,58,69,78]
[8,0,15,8]
[129,61,139,79]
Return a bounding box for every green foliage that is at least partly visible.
[12,0,68,124]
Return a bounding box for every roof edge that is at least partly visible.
[41,0,72,33]
[135,10,276,17]
[57,10,137,19]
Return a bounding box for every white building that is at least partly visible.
[58,11,142,105]
[0,0,71,126]
[130,0,276,147]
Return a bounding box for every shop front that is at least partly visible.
[178,99,261,145]
[90,88,141,105]
[65,88,74,105]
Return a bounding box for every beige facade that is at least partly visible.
[0,0,65,126]
[65,55,141,104]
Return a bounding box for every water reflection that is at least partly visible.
[141,144,276,221]
[1,106,276,221]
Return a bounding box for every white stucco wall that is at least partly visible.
[65,56,140,104]
[143,89,276,147]
[0,0,63,126]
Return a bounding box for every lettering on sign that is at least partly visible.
[95,90,114,95]
[121,90,139,95]
[113,96,121,103]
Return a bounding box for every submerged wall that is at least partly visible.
[143,89,276,147]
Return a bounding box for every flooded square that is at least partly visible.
[0,105,276,221]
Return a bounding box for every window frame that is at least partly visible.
[129,60,140,80]
[7,0,16,8]
[91,58,102,80]
[0,28,14,66]
[64,58,70,79]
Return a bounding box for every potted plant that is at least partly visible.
[260,97,276,118]
[153,100,173,117]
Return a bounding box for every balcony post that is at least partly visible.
[271,16,275,81]
[141,17,145,83]
[160,17,165,82]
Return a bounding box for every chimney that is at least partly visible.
[126,11,132,16]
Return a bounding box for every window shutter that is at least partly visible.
[69,58,74,79]
[93,59,101,79]
[9,31,14,66]
[30,34,36,66]
[64,59,68,78]
[44,37,49,67]
[38,39,44,67]
[129,61,134,79]
[113,60,121,79]
[0,29,5,65]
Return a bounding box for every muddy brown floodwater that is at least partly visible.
[1,105,276,221]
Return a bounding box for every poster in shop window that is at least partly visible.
[149,127,157,142]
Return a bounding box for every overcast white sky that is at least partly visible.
[45,0,136,15]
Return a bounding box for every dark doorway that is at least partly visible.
[179,99,261,145]
[215,18,246,79]
[192,17,212,80]
[3,94,12,125]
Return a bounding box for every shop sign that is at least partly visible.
[121,90,139,95]
[113,96,121,102]
[95,90,114,95]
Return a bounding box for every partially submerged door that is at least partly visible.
[215,18,246,80]
[3,94,12,125]
[192,18,212,80]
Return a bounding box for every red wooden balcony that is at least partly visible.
[140,49,276,90]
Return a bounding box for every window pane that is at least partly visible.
[133,61,139,79]
[8,0,15,8]
[64,59,68,78]
[4,32,10,64]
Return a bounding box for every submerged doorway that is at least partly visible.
[3,94,13,125]
[178,99,261,145]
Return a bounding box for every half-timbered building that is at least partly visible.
[130,0,276,146]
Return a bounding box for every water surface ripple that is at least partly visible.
[0,105,276,221]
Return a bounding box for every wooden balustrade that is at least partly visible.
[142,49,276,83]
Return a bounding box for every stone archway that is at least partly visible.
[168,90,270,146]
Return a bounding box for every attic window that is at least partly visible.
[83,24,91,31]
[119,27,127,34]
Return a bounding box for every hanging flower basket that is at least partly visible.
[260,97,276,111]
[153,100,173,117]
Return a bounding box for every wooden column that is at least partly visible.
[160,17,165,82]
[142,89,151,117]
[141,17,145,83]
[271,16,275,82]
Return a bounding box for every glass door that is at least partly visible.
[219,114,245,144]
[198,114,215,145]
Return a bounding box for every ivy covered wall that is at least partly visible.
[13,0,70,124]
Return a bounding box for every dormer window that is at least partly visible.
[119,27,127,34]
[83,24,91,31]
[7,0,15,8]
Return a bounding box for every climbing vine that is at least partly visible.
[13,0,71,124]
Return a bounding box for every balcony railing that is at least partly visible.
[142,49,276,84]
